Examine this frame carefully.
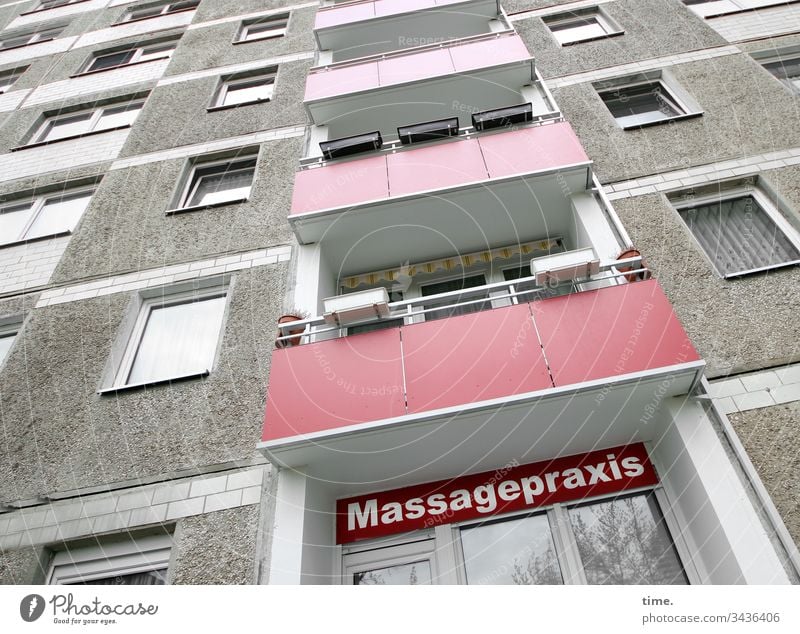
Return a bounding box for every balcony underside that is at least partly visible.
[260,280,704,486]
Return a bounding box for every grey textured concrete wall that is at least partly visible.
[0,546,47,585]
[729,401,800,546]
[170,505,259,584]
[514,0,726,79]
[502,0,581,13]
[118,60,310,157]
[51,136,300,283]
[554,54,800,183]
[0,263,287,502]
[165,7,316,77]
[194,0,302,23]
[611,166,800,377]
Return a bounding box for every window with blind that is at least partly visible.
[174,152,258,212]
[678,193,800,278]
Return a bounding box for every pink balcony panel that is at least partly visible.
[386,138,487,196]
[378,48,454,87]
[532,279,700,387]
[315,2,376,29]
[449,35,532,73]
[479,122,589,179]
[290,155,388,214]
[375,0,436,18]
[402,303,553,413]
[305,62,380,101]
[262,329,405,442]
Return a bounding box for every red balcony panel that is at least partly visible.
[378,48,453,86]
[532,279,700,387]
[290,154,388,215]
[315,2,377,29]
[479,122,590,179]
[402,303,553,413]
[376,0,436,18]
[262,329,406,442]
[449,35,532,73]
[386,138,487,196]
[305,61,380,101]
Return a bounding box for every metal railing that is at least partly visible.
[275,256,649,346]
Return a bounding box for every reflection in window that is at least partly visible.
[421,274,489,321]
[353,561,431,585]
[599,82,685,128]
[71,569,167,585]
[569,494,687,585]
[460,514,563,585]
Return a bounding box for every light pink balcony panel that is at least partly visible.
[290,155,388,214]
[315,2,376,29]
[402,303,553,413]
[449,36,532,73]
[375,0,436,18]
[305,61,380,101]
[533,279,701,387]
[378,48,454,86]
[479,123,590,179]
[386,138,487,196]
[262,329,405,442]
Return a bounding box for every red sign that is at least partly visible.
[336,444,658,543]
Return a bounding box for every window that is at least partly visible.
[31,99,144,144]
[595,72,702,129]
[0,25,64,51]
[237,14,289,43]
[82,38,178,74]
[34,0,84,11]
[109,285,228,389]
[212,68,276,109]
[0,321,20,367]
[121,0,199,23]
[761,55,800,94]
[684,0,788,18]
[421,274,490,321]
[0,67,25,94]
[342,491,690,585]
[174,153,257,211]
[0,188,93,246]
[48,533,172,585]
[674,186,800,278]
[543,7,623,46]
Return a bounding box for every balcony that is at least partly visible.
[259,278,704,485]
[290,121,592,276]
[304,32,541,142]
[315,0,501,61]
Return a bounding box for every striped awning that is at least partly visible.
[342,239,563,290]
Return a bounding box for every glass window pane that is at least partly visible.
[222,80,273,106]
[551,18,607,44]
[87,50,135,72]
[1,35,34,50]
[0,203,35,244]
[602,83,682,127]
[39,112,93,141]
[569,493,688,585]
[139,43,175,62]
[421,274,488,320]
[0,70,22,93]
[353,561,432,585]
[127,295,226,385]
[461,514,563,585]
[96,103,142,130]
[187,165,255,207]
[25,191,92,240]
[71,569,167,585]
[0,334,16,364]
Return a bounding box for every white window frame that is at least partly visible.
[34,0,85,12]
[672,184,800,278]
[684,0,790,18]
[212,69,276,109]
[0,67,24,94]
[0,318,22,369]
[236,13,290,43]
[0,186,93,247]
[47,533,172,585]
[30,99,145,144]
[121,0,199,23]
[543,7,624,46]
[754,48,800,95]
[172,152,258,212]
[80,39,177,74]
[106,284,229,390]
[339,485,701,585]
[0,25,64,51]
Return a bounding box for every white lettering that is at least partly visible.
[562,468,586,489]
[521,476,544,504]
[449,489,472,511]
[498,480,521,502]
[474,485,497,513]
[621,456,644,477]
[348,499,377,531]
[380,502,403,524]
[405,497,425,519]
[428,493,447,515]
[586,463,611,484]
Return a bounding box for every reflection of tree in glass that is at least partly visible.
[510,543,562,585]
[355,570,386,585]
[569,495,686,585]
[354,562,426,585]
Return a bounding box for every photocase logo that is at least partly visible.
[20,594,46,623]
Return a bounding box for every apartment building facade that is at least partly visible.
[0,0,798,585]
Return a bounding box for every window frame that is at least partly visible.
[29,99,145,145]
[0,67,25,94]
[210,68,277,110]
[105,283,229,392]
[339,485,701,585]
[236,13,291,44]
[684,0,790,18]
[170,152,259,214]
[0,318,22,369]
[119,0,199,24]
[79,38,178,75]
[32,0,87,13]
[754,48,800,95]
[0,186,94,247]
[543,7,624,46]
[672,185,800,278]
[0,25,65,51]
